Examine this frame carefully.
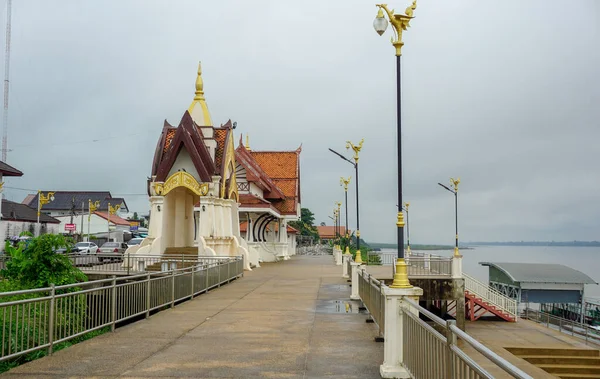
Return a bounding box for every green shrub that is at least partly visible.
[2,234,87,288]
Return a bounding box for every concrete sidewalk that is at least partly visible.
[2,255,383,379]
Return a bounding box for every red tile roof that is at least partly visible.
[238,194,280,214]
[249,149,301,215]
[93,211,131,226]
[316,226,349,239]
[235,143,285,200]
[214,128,228,172]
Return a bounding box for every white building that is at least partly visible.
[54,211,131,242]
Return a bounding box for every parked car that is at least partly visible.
[98,242,128,262]
[73,242,98,254]
[127,238,144,248]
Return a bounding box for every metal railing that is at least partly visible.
[357,268,385,336]
[0,256,243,362]
[406,253,453,277]
[522,308,600,347]
[464,273,517,319]
[402,298,532,379]
[367,251,396,265]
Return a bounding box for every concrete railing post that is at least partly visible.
[342,253,350,278]
[452,254,463,279]
[380,286,423,379]
[350,262,362,300]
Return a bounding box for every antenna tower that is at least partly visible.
[2,0,11,162]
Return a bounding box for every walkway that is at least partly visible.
[2,255,383,378]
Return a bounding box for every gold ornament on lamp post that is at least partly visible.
[107,202,121,242]
[37,191,55,234]
[87,200,100,242]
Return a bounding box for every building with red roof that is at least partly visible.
[235,136,301,263]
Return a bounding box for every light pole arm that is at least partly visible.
[438,182,455,194]
[328,148,355,167]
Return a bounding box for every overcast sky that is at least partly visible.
[0,0,598,244]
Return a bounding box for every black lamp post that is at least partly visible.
[373,1,417,288]
[438,178,461,257]
[329,141,363,263]
[340,176,351,250]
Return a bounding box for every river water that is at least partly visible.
[380,246,600,299]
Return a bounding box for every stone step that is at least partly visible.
[521,355,600,366]
[506,347,600,358]
[164,246,198,255]
[537,364,600,375]
[558,374,600,379]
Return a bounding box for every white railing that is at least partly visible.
[403,298,532,379]
[353,265,531,378]
[464,273,517,319]
[0,256,243,362]
[357,269,385,337]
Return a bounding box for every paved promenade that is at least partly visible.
[2,255,383,379]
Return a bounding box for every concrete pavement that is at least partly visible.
[2,255,383,378]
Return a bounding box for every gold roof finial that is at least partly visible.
[188,61,213,126]
[245,135,251,151]
[194,61,205,101]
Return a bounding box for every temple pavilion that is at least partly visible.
[127,62,301,270]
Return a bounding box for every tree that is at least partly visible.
[133,212,139,220]
[289,207,319,241]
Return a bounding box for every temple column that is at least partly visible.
[246,214,253,242]
[174,188,186,247]
[185,193,194,247]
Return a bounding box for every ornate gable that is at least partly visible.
[154,111,216,183]
[219,128,239,201]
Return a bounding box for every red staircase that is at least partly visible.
[464,290,516,322]
[445,273,517,322]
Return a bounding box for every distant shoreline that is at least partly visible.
[466,241,600,247]
[367,241,600,249]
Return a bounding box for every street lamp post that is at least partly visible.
[329,139,364,260]
[438,178,461,257]
[373,1,417,288]
[402,202,410,255]
[107,202,121,243]
[335,201,342,246]
[88,200,100,242]
[37,190,55,236]
[340,176,351,251]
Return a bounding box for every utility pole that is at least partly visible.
[80,201,84,242]
[69,197,75,236]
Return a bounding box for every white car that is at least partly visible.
[74,242,98,254]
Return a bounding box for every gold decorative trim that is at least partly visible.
[154,171,209,197]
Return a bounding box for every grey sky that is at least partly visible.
[1,0,598,244]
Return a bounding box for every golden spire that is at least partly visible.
[188,61,213,126]
[245,135,251,151]
[193,61,205,101]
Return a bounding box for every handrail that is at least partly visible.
[523,308,600,347]
[404,298,532,379]
[464,273,517,318]
[0,256,244,362]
